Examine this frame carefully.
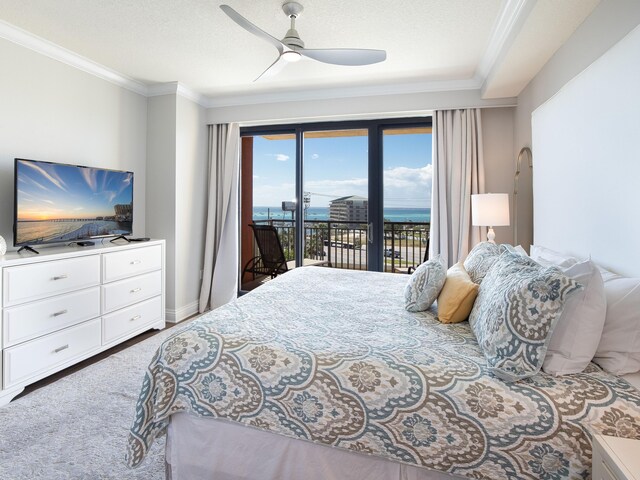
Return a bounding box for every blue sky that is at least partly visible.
[16,160,133,220]
[252,131,432,209]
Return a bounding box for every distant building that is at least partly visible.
[114,203,133,222]
[329,195,368,223]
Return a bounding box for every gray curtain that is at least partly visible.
[430,109,485,267]
[199,123,240,312]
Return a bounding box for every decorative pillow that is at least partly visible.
[593,266,640,375]
[436,263,479,324]
[404,255,446,312]
[541,259,607,375]
[469,251,582,381]
[463,242,502,284]
[514,245,528,257]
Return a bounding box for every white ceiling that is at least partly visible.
[0,0,600,106]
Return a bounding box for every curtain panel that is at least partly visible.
[199,123,240,312]
[430,109,485,267]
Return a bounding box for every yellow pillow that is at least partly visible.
[436,262,479,324]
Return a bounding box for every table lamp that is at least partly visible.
[471,193,510,243]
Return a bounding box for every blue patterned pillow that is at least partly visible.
[404,254,447,312]
[463,242,502,284]
[469,251,582,381]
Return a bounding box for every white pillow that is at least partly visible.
[541,259,606,375]
[593,266,640,375]
[530,244,577,268]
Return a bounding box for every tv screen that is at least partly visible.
[14,158,134,246]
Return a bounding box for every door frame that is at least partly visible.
[240,116,432,273]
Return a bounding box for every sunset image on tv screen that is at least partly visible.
[15,159,133,246]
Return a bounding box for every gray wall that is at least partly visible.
[0,37,148,247]
[175,95,208,319]
[146,94,208,321]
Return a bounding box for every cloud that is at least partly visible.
[305,178,368,189]
[22,161,67,191]
[311,153,319,160]
[81,167,98,191]
[267,153,290,162]
[383,164,432,188]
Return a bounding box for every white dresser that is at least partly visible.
[0,240,165,406]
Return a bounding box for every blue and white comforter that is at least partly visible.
[127,267,640,479]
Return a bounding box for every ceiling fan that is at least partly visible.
[220,2,386,81]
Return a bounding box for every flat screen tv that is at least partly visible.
[14,158,134,247]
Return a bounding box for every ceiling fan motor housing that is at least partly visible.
[282,28,305,49]
[281,2,305,49]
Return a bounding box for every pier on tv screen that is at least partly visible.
[14,158,134,246]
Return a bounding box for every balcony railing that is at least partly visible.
[249,219,430,274]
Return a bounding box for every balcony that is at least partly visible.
[241,219,430,290]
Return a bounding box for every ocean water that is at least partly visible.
[16,220,131,245]
[253,206,430,223]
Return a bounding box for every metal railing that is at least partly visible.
[249,219,429,273]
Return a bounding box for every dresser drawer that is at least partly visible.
[2,255,100,307]
[3,287,100,348]
[101,270,162,314]
[3,318,101,388]
[102,244,162,283]
[102,296,162,344]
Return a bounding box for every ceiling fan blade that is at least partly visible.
[220,5,285,55]
[299,48,386,66]
[254,55,288,82]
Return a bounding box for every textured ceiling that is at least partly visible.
[0,0,600,104]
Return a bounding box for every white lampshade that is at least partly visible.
[472,193,510,243]
[471,193,510,227]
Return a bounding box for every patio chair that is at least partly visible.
[243,224,289,279]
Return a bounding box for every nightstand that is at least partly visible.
[592,434,640,480]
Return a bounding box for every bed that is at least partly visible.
[126,266,640,479]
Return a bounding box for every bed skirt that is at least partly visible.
[166,413,465,480]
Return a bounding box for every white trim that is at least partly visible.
[165,300,199,323]
[146,82,180,97]
[0,19,147,96]
[475,0,536,83]
[205,77,482,108]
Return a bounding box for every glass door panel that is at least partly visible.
[382,127,433,273]
[240,133,296,290]
[302,129,369,270]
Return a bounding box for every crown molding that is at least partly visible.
[476,0,535,84]
[205,77,483,108]
[0,19,148,96]
[146,82,211,107]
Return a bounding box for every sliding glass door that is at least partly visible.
[381,127,432,272]
[240,118,432,291]
[303,129,369,270]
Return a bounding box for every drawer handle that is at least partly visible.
[53,344,69,353]
[130,315,142,322]
[52,274,68,280]
[130,287,142,294]
[130,260,142,265]
[52,309,68,317]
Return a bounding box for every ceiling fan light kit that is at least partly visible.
[220,2,386,80]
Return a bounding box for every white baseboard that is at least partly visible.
[166,300,199,323]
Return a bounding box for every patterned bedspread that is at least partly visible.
[127,267,640,479]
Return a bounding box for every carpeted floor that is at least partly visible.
[0,323,186,480]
